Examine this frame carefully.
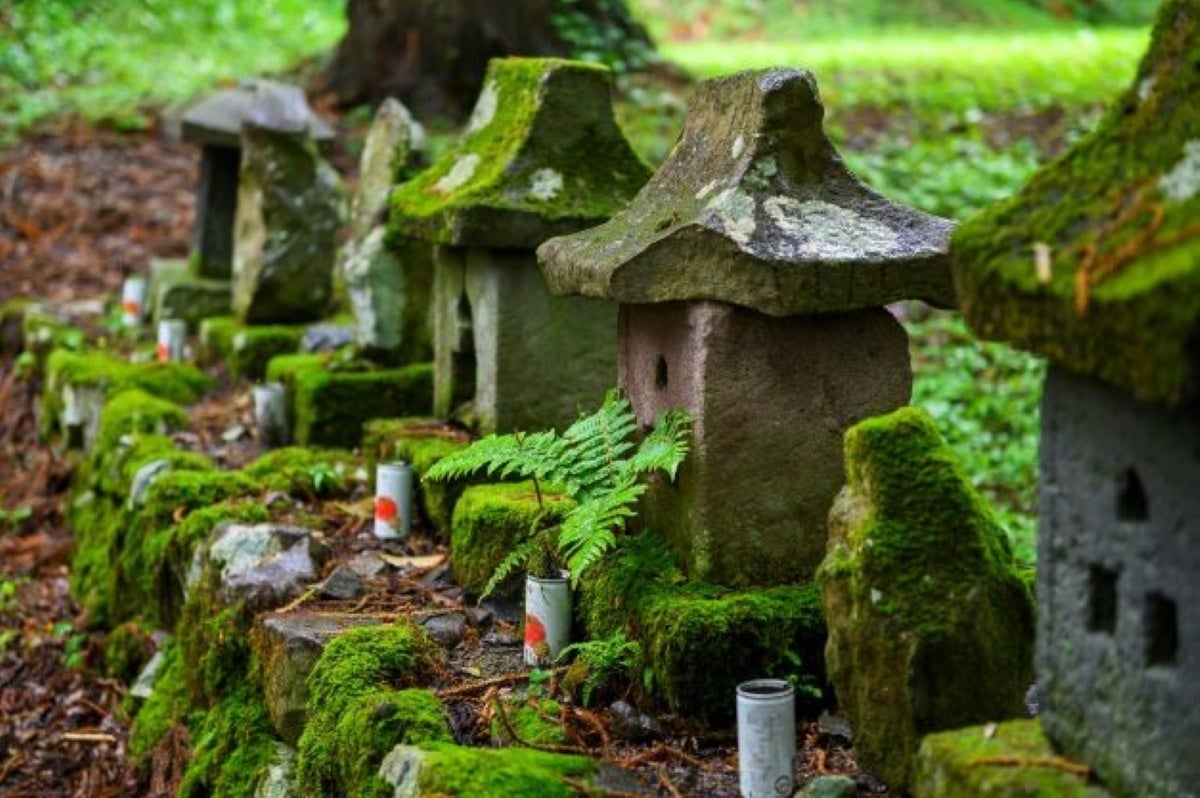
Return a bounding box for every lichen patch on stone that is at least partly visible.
[434,154,480,195]
[695,179,719,200]
[1160,139,1200,203]
[706,188,756,245]
[464,81,498,136]
[732,135,746,160]
[528,168,564,201]
[765,198,900,259]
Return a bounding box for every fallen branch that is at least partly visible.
[437,666,567,699]
[971,755,1091,778]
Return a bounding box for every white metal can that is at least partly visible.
[737,679,796,798]
[156,319,187,363]
[374,461,413,540]
[524,573,571,667]
[252,382,289,448]
[121,276,147,328]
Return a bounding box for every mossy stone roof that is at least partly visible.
[388,58,651,250]
[953,0,1200,407]
[181,80,334,149]
[537,68,956,317]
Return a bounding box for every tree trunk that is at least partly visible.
[320,0,654,118]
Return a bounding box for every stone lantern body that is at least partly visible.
[390,58,650,433]
[539,69,955,586]
[953,2,1200,795]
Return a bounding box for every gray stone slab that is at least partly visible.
[1038,365,1200,798]
[181,80,334,149]
[539,68,955,315]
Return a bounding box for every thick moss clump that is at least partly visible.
[103,621,156,684]
[129,639,190,756]
[952,0,1200,406]
[178,682,281,798]
[490,695,569,747]
[243,446,363,499]
[292,363,433,447]
[199,316,304,379]
[581,532,827,724]
[296,623,450,797]
[913,720,1111,798]
[364,417,472,537]
[451,482,574,598]
[389,58,650,249]
[390,742,598,797]
[817,407,1035,792]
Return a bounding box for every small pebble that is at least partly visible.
[609,700,663,743]
[320,564,365,600]
[798,775,858,798]
[422,612,467,648]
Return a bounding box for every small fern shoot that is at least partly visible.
[425,392,690,591]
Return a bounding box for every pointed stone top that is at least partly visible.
[537,68,955,317]
[388,58,651,250]
[350,99,427,237]
[953,0,1200,407]
[181,79,335,149]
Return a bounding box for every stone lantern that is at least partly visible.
[539,68,955,586]
[152,80,334,327]
[390,58,650,433]
[952,2,1200,795]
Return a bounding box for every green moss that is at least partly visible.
[580,532,827,724]
[410,742,597,797]
[363,417,472,537]
[178,683,281,798]
[129,639,189,756]
[292,363,433,447]
[817,406,1035,791]
[952,0,1200,406]
[451,482,574,597]
[154,271,233,330]
[103,620,156,684]
[913,720,1111,797]
[243,446,363,498]
[200,317,305,379]
[92,389,189,453]
[264,352,330,384]
[19,303,84,361]
[490,695,569,747]
[389,58,649,249]
[296,623,449,797]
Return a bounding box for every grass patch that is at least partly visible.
[0,0,346,146]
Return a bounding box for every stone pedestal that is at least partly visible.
[1038,366,1200,798]
[434,246,616,433]
[621,301,910,585]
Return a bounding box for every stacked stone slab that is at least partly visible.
[539,68,955,586]
[390,58,650,433]
[951,3,1200,797]
[342,99,433,362]
[153,80,334,329]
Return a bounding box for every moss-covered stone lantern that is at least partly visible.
[539,68,955,586]
[389,58,650,433]
[952,2,1200,795]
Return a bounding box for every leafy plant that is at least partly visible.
[0,505,33,530]
[425,392,689,594]
[305,461,342,495]
[559,631,643,706]
[0,579,21,614]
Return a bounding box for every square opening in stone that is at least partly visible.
[1144,592,1179,667]
[1088,564,1119,634]
[1116,466,1149,522]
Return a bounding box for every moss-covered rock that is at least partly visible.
[242,446,364,499]
[363,417,472,537]
[178,682,281,798]
[296,623,450,797]
[912,720,1111,798]
[817,407,1035,792]
[451,482,574,598]
[199,316,304,379]
[151,257,233,330]
[379,743,598,797]
[103,620,156,684]
[580,532,827,724]
[489,694,569,748]
[952,0,1200,407]
[389,58,650,250]
[292,363,433,447]
[129,638,189,756]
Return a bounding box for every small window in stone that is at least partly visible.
[655,356,669,391]
[1116,467,1149,522]
[1145,593,1179,667]
[1088,565,1119,634]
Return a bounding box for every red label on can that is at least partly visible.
[375,495,398,523]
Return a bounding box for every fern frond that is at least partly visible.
[624,409,690,481]
[558,480,646,584]
[479,537,545,600]
[424,430,561,483]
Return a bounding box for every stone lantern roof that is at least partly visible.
[952,0,1200,408]
[181,80,335,149]
[537,68,956,316]
[388,58,651,250]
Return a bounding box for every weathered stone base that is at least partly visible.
[150,257,232,330]
[913,720,1111,797]
[621,301,911,586]
[1039,366,1200,798]
[433,246,617,433]
[291,363,434,447]
[198,316,305,379]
